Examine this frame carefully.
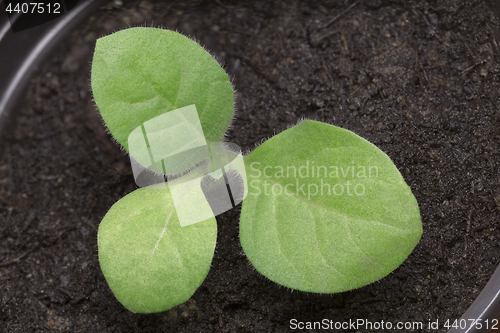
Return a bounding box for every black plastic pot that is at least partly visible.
[0,1,499,331]
[0,0,107,151]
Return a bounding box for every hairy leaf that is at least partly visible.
[240,120,422,293]
[98,185,217,313]
[91,27,234,153]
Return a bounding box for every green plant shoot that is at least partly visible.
[91,27,422,313]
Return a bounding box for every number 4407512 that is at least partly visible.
[444,318,498,330]
[5,2,61,14]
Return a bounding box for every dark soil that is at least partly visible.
[1,0,500,332]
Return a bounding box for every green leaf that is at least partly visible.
[91,27,234,153]
[97,185,217,313]
[240,120,422,293]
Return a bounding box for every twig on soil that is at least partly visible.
[461,59,486,75]
[85,190,96,220]
[218,29,271,42]
[43,226,77,246]
[340,31,349,54]
[57,287,74,301]
[476,153,495,176]
[233,53,279,85]
[69,294,88,305]
[487,24,500,59]
[321,0,361,29]
[0,248,35,267]
[414,9,449,47]
[346,296,384,305]
[0,226,77,267]
[15,211,37,246]
[322,59,335,89]
[36,298,50,311]
[315,29,339,44]
[20,211,36,234]
[415,51,431,89]
[215,0,242,9]
[188,0,204,6]
[35,129,63,140]
[82,217,98,231]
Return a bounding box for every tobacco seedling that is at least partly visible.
[91,27,422,314]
